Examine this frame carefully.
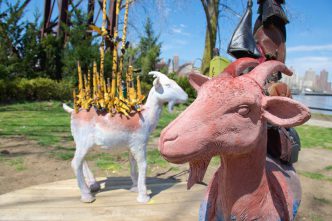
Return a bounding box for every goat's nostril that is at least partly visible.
[164,134,178,143]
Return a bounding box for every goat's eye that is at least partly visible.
[237,105,250,116]
[165,84,171,88]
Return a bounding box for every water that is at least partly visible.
[293,95,332,115]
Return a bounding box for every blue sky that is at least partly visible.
[9,0,332,80]
[154,0,332,80]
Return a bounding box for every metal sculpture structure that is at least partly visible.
[73,0,144,117]
[159,58,310,220]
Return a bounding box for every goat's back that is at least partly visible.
[70,108,147,148]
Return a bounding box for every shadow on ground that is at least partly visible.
[97,173,185,199]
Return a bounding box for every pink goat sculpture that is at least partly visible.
[63,71,187,203]
[159,58,310,221]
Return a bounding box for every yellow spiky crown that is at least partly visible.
[73,0,145,117]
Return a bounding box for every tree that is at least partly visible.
[200,0,220,75]
[62,8,99,81]
[128,0,235,76]
[0,0,26,78]
[21,13,43,78]
[133,17,162,84]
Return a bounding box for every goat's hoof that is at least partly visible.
[130,186,138,193]
[89,182,101,192]
[81,194,96,203]
[137,194,150,203]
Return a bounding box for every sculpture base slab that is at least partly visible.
[0,177,205,221]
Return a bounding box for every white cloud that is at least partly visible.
[170,25,191,36]
[286,56,332,77]
[288,44,332,52]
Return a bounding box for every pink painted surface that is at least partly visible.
[72,108,142,132]
[159,58,310,221]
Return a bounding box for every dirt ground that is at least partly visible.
[0,137,331,221]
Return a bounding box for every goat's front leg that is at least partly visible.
[83,161,100,192]
[129,151,138,192]
[72,146,95,203]
[130,145,150,203]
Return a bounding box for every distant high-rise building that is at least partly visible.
[303,68,316,90]
[282,66,298,89]
[173,55,179,72]
[319,69,330,91]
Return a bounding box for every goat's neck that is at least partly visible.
[143,89,163,131]
[217,134,273,220]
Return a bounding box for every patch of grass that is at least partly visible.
[309,214,324,221]
[299,171,332,182]
[311,113,332,121]
[324,165,332,171]
[211,156,221,166]
[90,149,168,171]
[54,152,74,160]
[0,154,26,171]
[147,149,168,167]
[92,152,128,171]
[96,158,122,171]
[313,196,331,205]
[296,125,332,149]
[170,166,180,172]
[152,104,187,138]
[9,158,26,171]
[0,101,72,147]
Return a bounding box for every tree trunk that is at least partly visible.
[200,0,219,76]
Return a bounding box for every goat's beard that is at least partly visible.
[168,101,175,113]
[187,156,212,190]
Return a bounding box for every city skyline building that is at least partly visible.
[281,67,331,92]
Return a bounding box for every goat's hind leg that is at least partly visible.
[129,151,138,192]
[72,145,95,203]
[83,161,100,192]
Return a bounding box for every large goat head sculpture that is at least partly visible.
[159,58,310,221]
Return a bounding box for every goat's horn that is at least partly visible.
[224,57,259,77]
[148,71,162,78]
[248,60,293,86]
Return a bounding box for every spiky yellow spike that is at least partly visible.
[77,62,83,92]
[99,44,105,83]
[111,78,116,97]
[73,90,79,113]
[127,66,136,102]
[107,78,111,93]
[117,71,123,99]
[111,0,120,98]
[86,70,91,96]
[101,0,107,35]
[136,75,142,98]
[93,67,97,100]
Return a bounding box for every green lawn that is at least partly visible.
[0,101,186,171]
[0,101,331,171]
[296,125,332,150]
[0,101,72,146]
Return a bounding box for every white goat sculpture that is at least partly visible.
[63,71,188,203]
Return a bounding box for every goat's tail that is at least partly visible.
[63,103,74,113]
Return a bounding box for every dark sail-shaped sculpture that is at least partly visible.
[227,0,261,59]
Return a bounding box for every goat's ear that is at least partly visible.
[262,96,311,127]
[153,77,161,87]
[188,73,210,91]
